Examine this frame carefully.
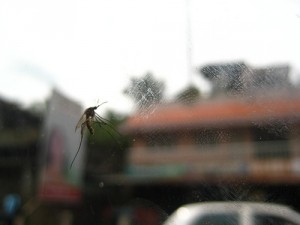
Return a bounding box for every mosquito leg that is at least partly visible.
[70,122,86,169]
[94,114,123,137]
[70,134,83,169]
[81,122,85,136]
[93,121,123,150]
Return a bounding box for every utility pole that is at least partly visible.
[185,0,193,85]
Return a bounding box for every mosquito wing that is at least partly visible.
[75,113,87,132]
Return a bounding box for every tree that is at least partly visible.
[86,110,129,173]
[123,72,165,111]
[200,62,248,95]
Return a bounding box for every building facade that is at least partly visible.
[120,94,300,186]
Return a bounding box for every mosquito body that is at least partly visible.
[75,105,100,135]
[70,102,121,169]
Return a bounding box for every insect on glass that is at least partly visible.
[70,102,121,169]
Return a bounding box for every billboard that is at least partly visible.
[38,89,85,203]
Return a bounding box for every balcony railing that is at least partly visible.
[125,140,300,183]
[129,140,292,164]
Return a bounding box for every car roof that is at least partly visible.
[183,201,290,210]
[179,201,299,216]
[164,202,300,225]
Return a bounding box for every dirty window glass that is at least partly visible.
[1,0,300,225]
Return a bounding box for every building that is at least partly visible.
[0,99,41,223]
[120,94,300,185]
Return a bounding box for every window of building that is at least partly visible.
[252,125,290,159]
[146,132,177,148]
[194,129,223,148]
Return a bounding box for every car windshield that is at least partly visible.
[0,0,300,225]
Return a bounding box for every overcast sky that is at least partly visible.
[0,0,299,114]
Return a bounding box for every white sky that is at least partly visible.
[0,0,300,114]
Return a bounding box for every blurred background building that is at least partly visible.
[1,62,300,225]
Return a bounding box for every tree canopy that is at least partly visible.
[123,72,165,111]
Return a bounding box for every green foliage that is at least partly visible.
[87,111,127,148]
[85,110,129,173]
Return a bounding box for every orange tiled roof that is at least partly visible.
[121,96,300,133]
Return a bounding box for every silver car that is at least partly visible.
[163,202,300,225]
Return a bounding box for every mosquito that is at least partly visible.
[70,102,122,169]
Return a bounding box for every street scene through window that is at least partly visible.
[0,0,300,225]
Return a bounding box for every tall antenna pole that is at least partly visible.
[185,0,193,85]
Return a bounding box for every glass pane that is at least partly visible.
[254,214,298,225]
[193,213,239,225]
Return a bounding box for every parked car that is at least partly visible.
[162,202,300,225]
